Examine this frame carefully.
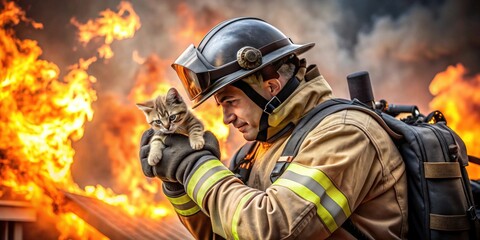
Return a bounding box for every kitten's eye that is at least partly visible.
[154,120,162,125]
[169,115,178,122]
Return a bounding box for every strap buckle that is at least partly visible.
[468,206,478,221]
[264,96,281,115]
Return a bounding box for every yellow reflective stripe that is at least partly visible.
[274,178,338,233]
[187,160,225,198]
[174,205,201,216]
[288,164,351,217]
[232,192,255,240]
[196,169,234,207]
[166,193,200,216]
[166,194,191,205]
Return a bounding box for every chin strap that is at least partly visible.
[232,75,300,141]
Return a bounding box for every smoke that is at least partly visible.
[349,0,480,109]
[14,0,480,189]
[16,0,480,102]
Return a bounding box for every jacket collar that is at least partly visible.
[264,59,334,141]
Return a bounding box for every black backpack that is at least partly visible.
[230,72,480,239]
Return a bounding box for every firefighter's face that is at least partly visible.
[215,85,264,141]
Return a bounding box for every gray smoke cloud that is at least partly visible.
[16,0,480,108]
[123,0,473,110]
[14,0,480,189]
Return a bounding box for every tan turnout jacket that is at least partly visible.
[163,61,408,239]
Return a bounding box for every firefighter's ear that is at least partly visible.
[264,78,282,96]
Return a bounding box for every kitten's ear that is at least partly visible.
[136,100,154,115]
[166,88,183,104]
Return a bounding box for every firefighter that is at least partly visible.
[139,17,408,239]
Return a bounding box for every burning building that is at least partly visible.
[1,0,479,239]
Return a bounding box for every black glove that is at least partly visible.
[154,131,221,184]
[139,128,184,191]
[139,128,155,177]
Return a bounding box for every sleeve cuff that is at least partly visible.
[163,183,201,217]
[162,182,185,196]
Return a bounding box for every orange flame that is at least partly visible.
[429,64,480,179]
[0,1,241,238]
[0,1,173,239]
[129,54,176,103]
[71,1,141,59]
[0,1,100,238]
[71,2,235,236]
[68,0,173,226]
[175,3,209,46]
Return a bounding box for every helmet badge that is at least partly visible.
[237,46,262,70]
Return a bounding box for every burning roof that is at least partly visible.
[61,190,192,239]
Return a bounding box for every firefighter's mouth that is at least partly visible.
[235,123,248,132]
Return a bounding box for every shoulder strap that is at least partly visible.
[230,141,259,183]
[270,98,401,182]
[270,99,348,182]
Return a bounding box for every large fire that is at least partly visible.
[2,1,158,239]
[0,0,101,238]
[429,64,480,179]
[1,1,232,239]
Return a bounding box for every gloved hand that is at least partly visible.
[155,131,221,184]
[139,128,155,177]
[140,128,183,191]
[139,129,220,183]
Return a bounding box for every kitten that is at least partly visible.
[136,87,205,166]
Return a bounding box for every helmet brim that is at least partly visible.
[191,42,315,108]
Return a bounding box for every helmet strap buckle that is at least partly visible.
[264,96,281,115]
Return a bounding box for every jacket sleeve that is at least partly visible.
[180,121,380,239]
[162,183,217,240]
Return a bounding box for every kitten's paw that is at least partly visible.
[148,152,162,166]
[190,138,205,150]
[148,139,164,165]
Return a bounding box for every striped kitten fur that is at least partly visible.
[136,88,204,166]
